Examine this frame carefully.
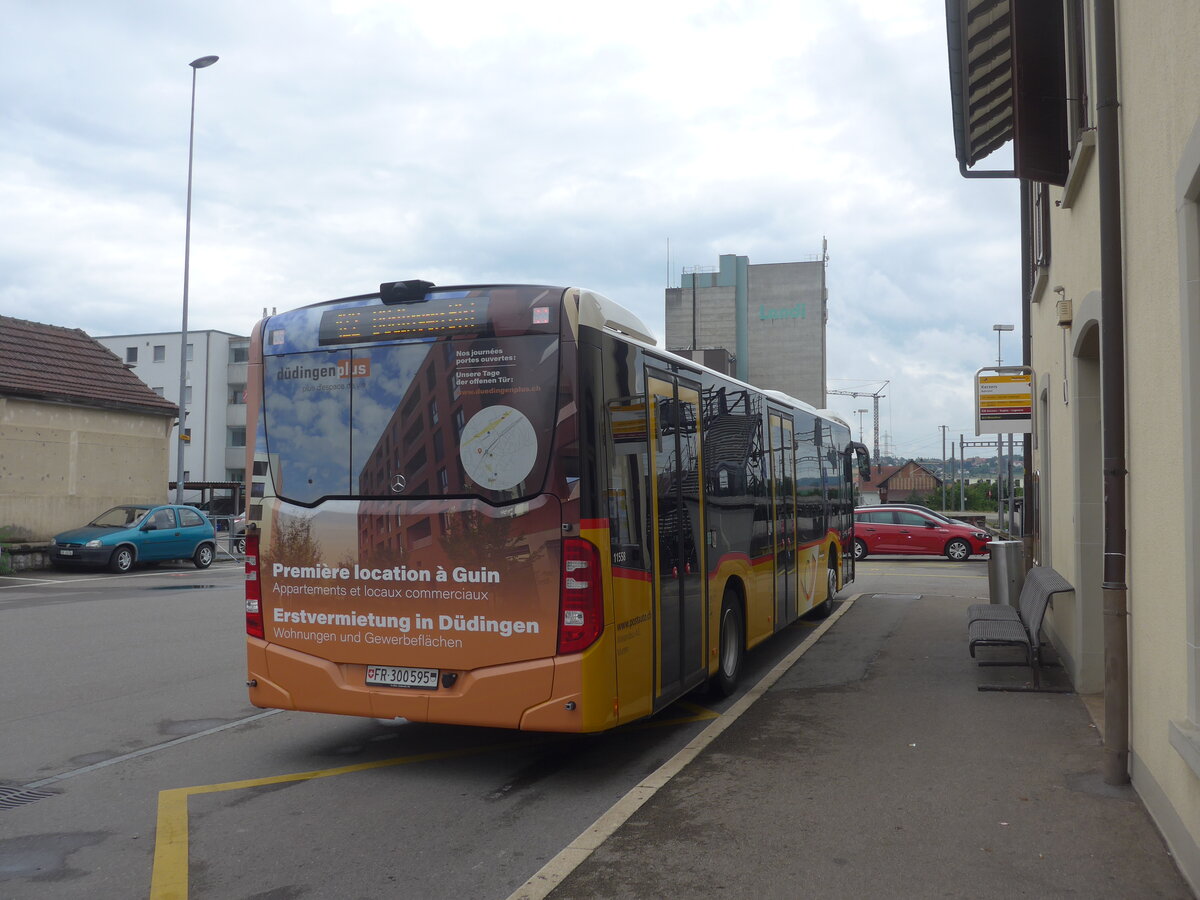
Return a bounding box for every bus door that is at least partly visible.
[647,373,707,705]
[769,412,797,627]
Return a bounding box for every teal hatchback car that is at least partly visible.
[50,505,217,573]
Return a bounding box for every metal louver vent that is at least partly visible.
[1056,299,1073,326]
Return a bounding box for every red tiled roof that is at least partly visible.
[857,462,942,489]
[857,465,903,488]
[0,316,179,417]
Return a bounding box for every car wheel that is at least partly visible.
[109,546,135,574]
[853,538,868,561]
[193,543,214,569]
[235,537,246,555]
[710,591,745,698]
[945,539,971,561]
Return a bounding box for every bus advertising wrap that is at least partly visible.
[258,497,561,669]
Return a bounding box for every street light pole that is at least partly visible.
[175,55,219,504]
[992,324,1015,526]
[993,322,1015,366]
[855,409,868,444]
[940,424,948,511]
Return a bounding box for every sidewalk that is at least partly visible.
[539,590,1194,899]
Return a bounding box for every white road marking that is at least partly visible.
[506,595,861,900]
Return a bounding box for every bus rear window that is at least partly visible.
[261,333,561,505]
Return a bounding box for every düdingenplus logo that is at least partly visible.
[338,358,370,379]
[277,358,371,383]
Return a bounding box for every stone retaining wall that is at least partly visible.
[1,544,51,572]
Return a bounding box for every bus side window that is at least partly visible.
[607,395,648,570]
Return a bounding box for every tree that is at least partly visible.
[908,480,997,512]
[270,513,323,566]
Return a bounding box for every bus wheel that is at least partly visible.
[811,565,836,619]
[711,592,744,698]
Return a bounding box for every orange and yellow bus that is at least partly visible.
[243,281,869,732]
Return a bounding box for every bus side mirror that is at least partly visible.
[847,442,871,480]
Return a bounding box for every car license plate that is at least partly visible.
[364,665,439,689]
[59,549,74,557]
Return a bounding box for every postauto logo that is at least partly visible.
[758,303,807,321]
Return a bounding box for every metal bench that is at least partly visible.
[967,566,1074,692]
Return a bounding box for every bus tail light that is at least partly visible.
[558,537,603,654]
[245,531,264,639]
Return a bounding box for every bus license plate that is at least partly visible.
[365,665,439,690]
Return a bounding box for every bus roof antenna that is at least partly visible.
[380,280,435,304]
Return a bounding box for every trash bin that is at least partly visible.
[987,540,1025,608]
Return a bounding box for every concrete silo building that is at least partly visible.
[664,250,827,408]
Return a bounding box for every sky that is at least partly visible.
[0,0,1022,460]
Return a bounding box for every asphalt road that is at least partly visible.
[0,558,863,899]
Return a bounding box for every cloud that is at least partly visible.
[0,0,1022,457]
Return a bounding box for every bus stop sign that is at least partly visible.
[975,366,1034,435]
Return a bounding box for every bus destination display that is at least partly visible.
[318,299,487,346]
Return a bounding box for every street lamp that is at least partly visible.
[855,409,869,443]
[175,55,219,504]
[992,322,1015,366]
[991,323,1015,527]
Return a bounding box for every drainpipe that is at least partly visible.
[1095,0,1130,786]
[1019,180,1034,565]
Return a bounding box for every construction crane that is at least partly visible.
[827,382,889,468]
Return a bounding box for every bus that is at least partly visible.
[243,281,870,732]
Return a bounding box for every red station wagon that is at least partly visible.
[852,506,992,561]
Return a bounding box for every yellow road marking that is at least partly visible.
[640,700,721,728]
[148,697,720,899]
[671,700,720,719]
[149,739,533,900]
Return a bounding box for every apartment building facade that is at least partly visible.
[95,330,250,490]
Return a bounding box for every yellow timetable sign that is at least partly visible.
[975,369,1033,434]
